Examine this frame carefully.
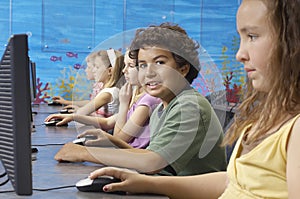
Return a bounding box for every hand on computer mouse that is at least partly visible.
[44,114,73,126]
[63,104,79,112]
[77,129,115,147]
[73,135,97,145]
[76,175,124,194]
[88,167,140,194]
[60,108,75,114]
[47,100,62,106]
[44,119,60,126]
[44,118,68,126]
[51,96,69,105]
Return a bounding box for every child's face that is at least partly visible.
[93,56,110,83]
[137,47,188,105]
[236,0,274,92]
[123,52,139,86]
[85,61,95,80]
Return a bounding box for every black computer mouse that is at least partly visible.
[48,101,62,106]
[44,119,68,126]
[76,176,124,194]
[60,107,74,114]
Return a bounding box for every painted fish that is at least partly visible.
[50,56,62,62]
[66,52,78,58]
[74,63,85,69]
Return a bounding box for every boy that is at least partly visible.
[54,23,226,176]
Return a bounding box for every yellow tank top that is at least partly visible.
[219,114,300,199]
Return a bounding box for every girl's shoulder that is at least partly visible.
[288,113,300,128]
[138,93,161,104]
[100,86,120,93]
[292,113,300,130]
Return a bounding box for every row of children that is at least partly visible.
[45,48,161,149]
[45,22,227,176]
[45,0,300,197]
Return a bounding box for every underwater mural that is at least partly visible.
[0,0,244,107]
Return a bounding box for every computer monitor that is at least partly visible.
[0,34,32,195]
[29,60,37,102]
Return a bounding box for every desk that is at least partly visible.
[0,104,168,199]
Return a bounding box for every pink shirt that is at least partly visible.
[127,93,161,148]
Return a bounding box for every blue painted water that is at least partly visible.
[0,0,244,100]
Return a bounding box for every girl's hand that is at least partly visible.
[89,167,151,194]
[77,129,114,147]
[63,104,78,112]
[44,114,73,126]
[52,96,68,104]
[119,82,132,106]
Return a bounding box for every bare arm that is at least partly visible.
[153,172,227,199]
[44,113,115,129]
[78,129,135,149]
[287,117,300,198]
[114,82,134,142]
[114,83,151,143]
[69,100,90,107]
[72,114,116,130]
[54,143,168,173]
[76,92,112,115]
[89,167,227,199]
[114,105,150,142]
[52,96,89,106]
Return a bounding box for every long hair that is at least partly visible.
[105,53,125,89]
[224,0,300,145]
[91,49,125,89]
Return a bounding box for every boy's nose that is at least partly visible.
[145,63,157,76]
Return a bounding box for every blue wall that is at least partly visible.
[0,0,243,101]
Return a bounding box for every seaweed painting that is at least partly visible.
[53,66,92,101]
[33,78,51,104]
[220,35,245,104]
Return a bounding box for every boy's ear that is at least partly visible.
[180,64,190,77]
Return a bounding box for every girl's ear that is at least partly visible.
[108,67,113,77]
[180,64,190,77]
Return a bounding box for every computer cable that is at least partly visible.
[0,184,76,194]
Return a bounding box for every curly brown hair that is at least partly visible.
[129,22,200,84]
[224,0,300,145]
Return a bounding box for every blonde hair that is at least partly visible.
[87,49,125,89]
[86,51,100,63]
[105,52,125,88]
[127,86,145,108]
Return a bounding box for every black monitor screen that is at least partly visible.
[0,34,32,195]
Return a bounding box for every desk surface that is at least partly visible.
[0,104,168,199]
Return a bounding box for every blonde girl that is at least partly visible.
[45,49,125,125]
[76,50,161,149]
[51,50,104,109]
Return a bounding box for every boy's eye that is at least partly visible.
[156,60,164,65]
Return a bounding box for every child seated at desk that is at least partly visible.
[45,50,125,125]
[88,1,300,198]
[53,22,227,176]
[51,50,105,110]
[48,51,161,149]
